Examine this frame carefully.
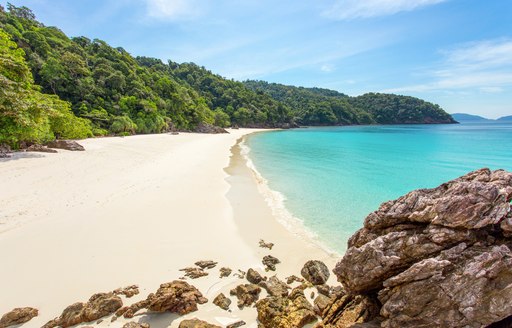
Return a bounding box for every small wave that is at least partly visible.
[239,138,340,257]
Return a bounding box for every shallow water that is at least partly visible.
[246,123,512,252]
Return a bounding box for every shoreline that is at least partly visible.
[0,129,337,327]
[237,134,341,258]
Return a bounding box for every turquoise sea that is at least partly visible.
[245,123,512,252]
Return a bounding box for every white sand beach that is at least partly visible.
[0,129,337,327]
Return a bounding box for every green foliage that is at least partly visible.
[0,2,455,148]
[244,80,373,125]
[348,93,456,124]
[213,108,230,127]
[110,115,137,134]
[244,81,455,125]
[0,28,91,147]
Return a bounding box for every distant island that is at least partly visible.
[451,113,512,123]
[0,4,454,149]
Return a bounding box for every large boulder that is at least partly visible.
[44,292,122,327]
[0,307,38,327]
[318,168,512,328]
[118,281,207,319]
[46,140,85,151]
[301,260,330,285]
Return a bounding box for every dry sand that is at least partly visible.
[0,129,338,327]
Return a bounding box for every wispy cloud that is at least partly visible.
[383,39,512,93]
[324,0,448,20]
[144,0,204,20]
[321,64,335,72]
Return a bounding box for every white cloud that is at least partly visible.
[324,0,448,20]
[321,64,334,72]
[145,0,203,20]
[383,39,512,93]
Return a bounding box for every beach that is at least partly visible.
[0,129,337,327]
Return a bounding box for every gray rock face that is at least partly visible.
[46,140,85,151]
[321,168,512,328]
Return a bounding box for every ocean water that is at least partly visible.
[244,123,512,252]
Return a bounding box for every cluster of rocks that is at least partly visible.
[317,168,512,328]
[3,140,86,156]
[3,168,510,328]
[180,260,218,279]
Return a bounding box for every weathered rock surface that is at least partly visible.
[46,140,85,151]
[259,239,274,250]
[122,322,150,328]
[262,255,280,271]
[193,123,228,134]
[219,267,232,278]
[213,293,231,311]
[301,260,330,285]
[0,307,38,327]
[179,318,221,328]
[26,144,58,153]
[114,285,140,298]
[0,144,11,158]
[44,292,122,327]
[286,275,305,285]
[180,267,208,279]
[226,320,246,328]
[234,269,246,279]
[120,281,207,318]
[194,260,217,269]
[256,286,317,328]
[319,168,512,328]
[230,284,261,309]
[246,268,265,284]
[259,276,289,297]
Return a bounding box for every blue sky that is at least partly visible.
[4,0,512,118]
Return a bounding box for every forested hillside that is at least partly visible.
[0,4,455,148]
[244,81,456,125]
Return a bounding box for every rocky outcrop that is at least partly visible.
[118,281,207,318]
[301,260,330,285]
[179,318,221,328]
[44,292,123,327]
[0,307,38,327]
[230,284,261,309]
[193,123,228,134]
[256,286,317,328]
[318,168,512,328]
[46,140,85,151]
